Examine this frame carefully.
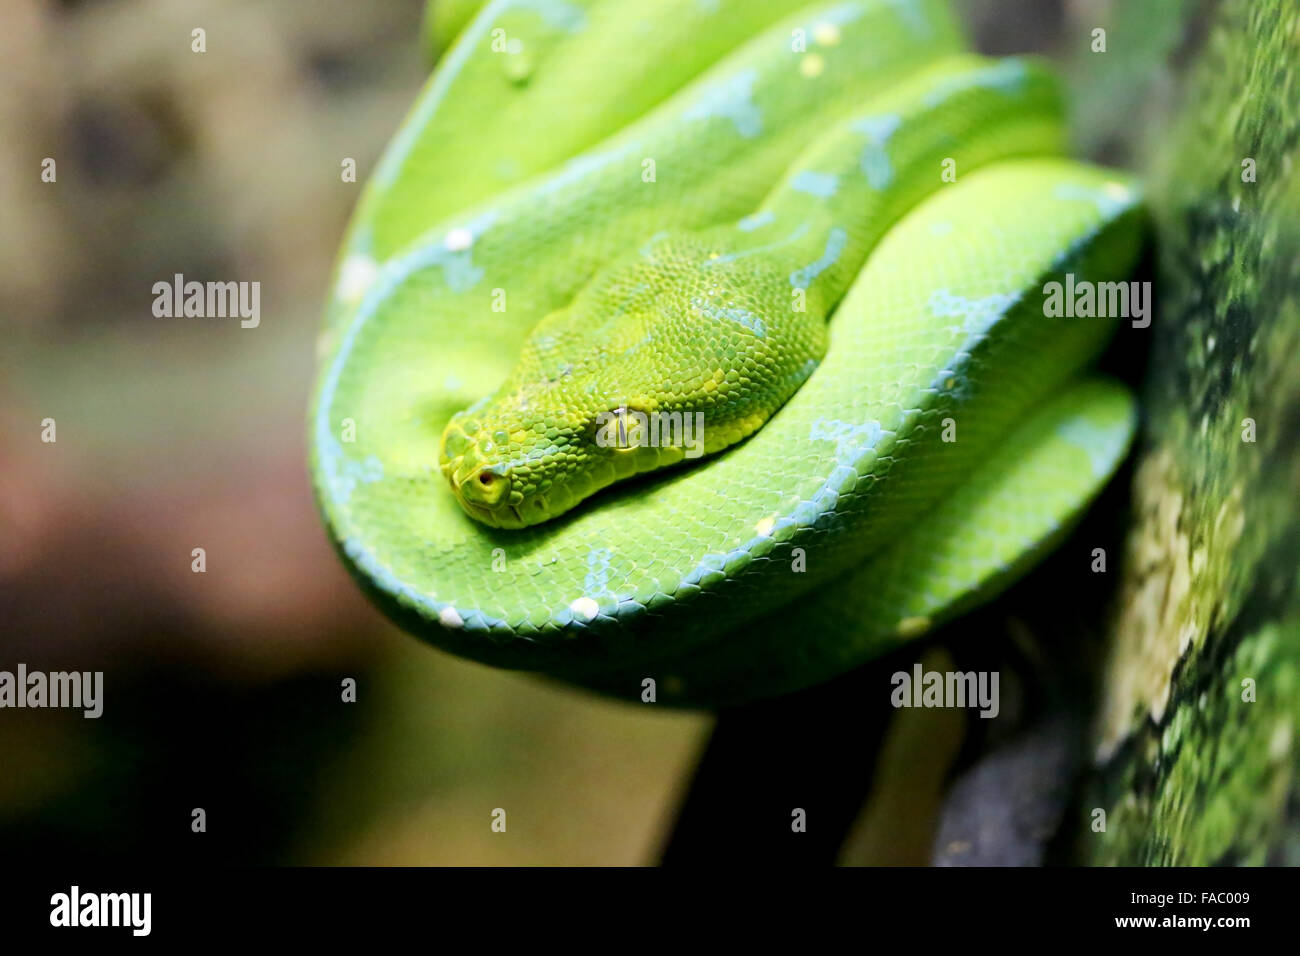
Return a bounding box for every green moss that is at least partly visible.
[1083,0,1300,864]
[1096,617,1300,864]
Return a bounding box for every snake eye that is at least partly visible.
[591,405,648,452]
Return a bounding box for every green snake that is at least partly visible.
[311,0,1145,707]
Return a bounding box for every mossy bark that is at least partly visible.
[1081,0,1300,865]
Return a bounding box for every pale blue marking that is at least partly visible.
[1056,417,1126,478]
[779,357,820,396]
[738,210,775,232]
[442,209,499,292]
[809,1,871,29]
[810,418,884,463]
[637,231,670,257]
[921,59,1028,107]
[853,114,903,143]
[710,222,811,265]
[692,297,766,338]
[852,114,902,189]
[638,230,672,256]
[861,149,892,190]
[885,0,933,36]
[340,537,513,633]
[680,549,736,590]
[798,417,887,525]
[791,170,840,198]
[683,69,762,139]
[537,142,639,197]
[1053,182,1133,217]
[507,0,586,32]
[789,228,848,289]
[584,547,613,596]
[332,455,384,505]
[928,288,1023,337]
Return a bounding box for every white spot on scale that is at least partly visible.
[800,53,825,78]
[755,515,777,537]
[439,606,464,629]
[337,255,379,305]
[1103,181,1131,202]
[570,596,600,622]
[445,228,475,252]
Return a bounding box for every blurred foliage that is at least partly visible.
[0,0,703,866]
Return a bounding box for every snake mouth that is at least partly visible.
[452,496,530,530]
[452,496,516,528]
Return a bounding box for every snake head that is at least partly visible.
[439,377,703,529]
[439,235,825,528]
[439,388,607,529]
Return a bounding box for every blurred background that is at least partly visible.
[0,0,1189,864]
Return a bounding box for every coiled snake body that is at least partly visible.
[312,0,1145,706]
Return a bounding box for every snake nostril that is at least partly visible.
[460,466,510,507]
